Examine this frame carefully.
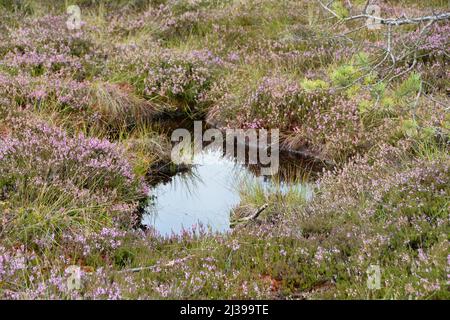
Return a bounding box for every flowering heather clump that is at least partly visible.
[0,72,91,111]
[106,1,215,40]
[158,7,210,39]
[1,49,82,77]
[312,143,449,217]
[1,14,105,78]
[239,75,304,129]
[209,74,335,130]
[143,49,224,108]
[0,114,138,194]
[243,143,449,298]
[108,43,224,112]
[306,146,449,298]
[0,113,145,237]
[0,243,132,299]
[260,35,356,73]
[287,94,396,161]
[402,23,449,60]
[0,72,157,132]
[241,76,325,130]
[211,74,392,160]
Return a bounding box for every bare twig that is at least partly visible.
[317,0,339,18]
[231,203,269,227]
[344,12,450,25]
[247,203,269,221]
[318,1,448,93]
[317,0,450,26]
[118,255,194,273]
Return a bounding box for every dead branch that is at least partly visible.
[317,0,450,26]
[231,203,269,227]
[118,255,194,273]
[344,12,450,26]
[317,0,448,92]
[247,203,269,221]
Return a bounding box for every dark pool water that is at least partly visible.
[142,146,317,237]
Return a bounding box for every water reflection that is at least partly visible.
[143,146,320,236]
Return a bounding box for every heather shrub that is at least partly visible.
[285,94,394,161]
[157,7,211,40]
[209,74,336,131]
[142,49,224,112]
[0,113,146,243]
[108,44,224,114]
[1,14,105,79]
[238,75,305,130]
[0,114,141,197]
[107,0,229,41]
[5,73,91,111]
[0,71,159,133]
[0,238,130,299]
[261,143,450,298]
[417,60,449,93]
[105,6,163,37]
[210,70,396,160]
[169,0,231,14]
[403,23,449,62]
